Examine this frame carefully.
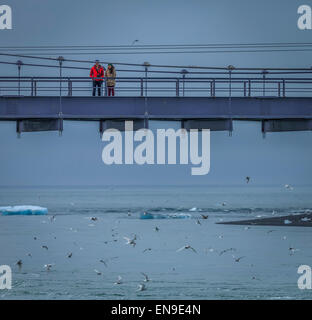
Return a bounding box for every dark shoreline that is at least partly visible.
[217,213,312,227]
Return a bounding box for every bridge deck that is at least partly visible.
[1,96,312,121]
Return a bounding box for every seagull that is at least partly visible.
[267,230,275,234]
[99,259,108,267]
[196,219,201,225]
[94,269,102,275]
[44,264,53,271]
[284,184,294,191]
[124,235,137,247]
[142,248,152,253]
[232,255,245,262]
[141,272,150,282]
[244,226,251,230]
[289,247,299,255]
[201,214,209,219]
[99,256,118,267]
[41,245,48,250]
[114,276,122,285]
[50,215,56,223]
[127,211,132,216]
[90,217,98,221]
[27,253,32,258]
[131,39,139,45]
[176,245,197,253]
[67,253,73,258]
[154,226,160,232]
[16,260,22,268]
[137,283,146,291]
[219,248,236,256]
[222,202,227,206]
[246,176,250,184]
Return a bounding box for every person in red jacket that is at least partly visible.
[90,60,105,96]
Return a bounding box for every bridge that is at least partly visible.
[1,62,312,136]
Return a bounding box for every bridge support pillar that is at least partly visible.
[181,119,233,132]
[262,119,312,133]
[99,119,147,135]
[16,119,63,137]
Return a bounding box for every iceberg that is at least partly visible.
[0,205,48,216]
[140,212,192,220]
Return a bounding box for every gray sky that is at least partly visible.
[0,0,311,186]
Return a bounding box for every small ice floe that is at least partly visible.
[189,207,197,212]
[140,212,191,220]
[301,217,311,222]
[284,219,292,225]
[0,205,48,216]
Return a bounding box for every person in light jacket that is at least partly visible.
[105,64,116,96]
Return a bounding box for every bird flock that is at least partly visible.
[12,180,304,297]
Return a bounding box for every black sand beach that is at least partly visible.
[217,213,312,227]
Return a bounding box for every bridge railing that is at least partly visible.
[1,76,312,97]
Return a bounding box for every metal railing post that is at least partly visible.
[262,70,268,97]
[278,82,281,97]
[176,79,179,97]
[143,62,150,98]
[68,78,72,96]
[31,78,34,97]
[243,81,247,97]
[34,81,37,96]
[181,69,188,97]
[17,60,23,96]
[282,79,286,98]
[248,79,251,97]
[140,78,144,97]
[104,78,107,97]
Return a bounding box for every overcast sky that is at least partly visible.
[0,0,311,186]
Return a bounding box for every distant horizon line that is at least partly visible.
[0,184,310,188]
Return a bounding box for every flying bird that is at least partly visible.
[176,245,197,253]
[201,214,209,219]
[232,255,245,262]
[94,269,102,275]
[137,283,146,291]
[124,235,137,247]
[16,260,23,268]
[284,184,294,190]
[141,272,150,282]
[41,245,48,250]
[246,176,250,184]
[114,276,122,285]
[67,253,73,258]
[44,264,53,271]
[219,248,236,256]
